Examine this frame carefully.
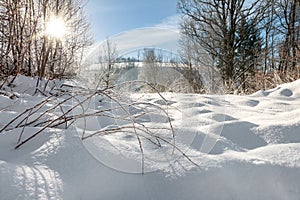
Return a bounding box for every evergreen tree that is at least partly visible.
[236,14,262,92]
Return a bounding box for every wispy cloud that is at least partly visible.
[83,14,184,64]
[112,28,180,53]
[154,15,181,31]
[83,27,181,64]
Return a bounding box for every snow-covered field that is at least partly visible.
[1,76,300,200]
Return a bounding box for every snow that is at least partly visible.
[1,76,300,199]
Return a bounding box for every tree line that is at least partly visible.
[1,0,299,94]
[178,0,300,93]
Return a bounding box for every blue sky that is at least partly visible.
[86,0,179,41]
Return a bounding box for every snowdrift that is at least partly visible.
[1,76,300,199]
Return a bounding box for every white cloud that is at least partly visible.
[154,15,181,31]
[83,27,181,64]
[82,15,184,64]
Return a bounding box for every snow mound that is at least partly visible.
[251,79,300,98]
[1,76,300,199]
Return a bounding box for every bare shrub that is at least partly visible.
[0,79,198,174]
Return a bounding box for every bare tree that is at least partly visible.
[275,0,300,72]
[96,38,118,89]
[260,0,278,73]
[0,0,92,82]
[178,36,204,93]
[139,48,159,88]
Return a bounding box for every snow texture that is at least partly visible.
[1,76,300,199]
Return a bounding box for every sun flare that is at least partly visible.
[45,16,67,40]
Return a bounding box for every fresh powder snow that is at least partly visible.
[0,75,300,200]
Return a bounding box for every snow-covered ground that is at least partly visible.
[1,76,300,200]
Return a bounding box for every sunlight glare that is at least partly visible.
[45,16,67,40]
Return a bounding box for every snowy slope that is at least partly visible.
[1,76,300,200]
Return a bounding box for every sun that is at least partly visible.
[45,16,67,40]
